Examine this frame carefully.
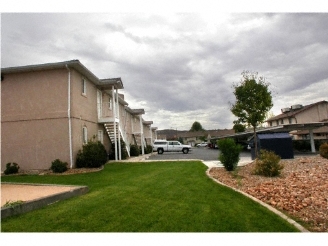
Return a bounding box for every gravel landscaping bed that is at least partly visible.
[209,155,328,232]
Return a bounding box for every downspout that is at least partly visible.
[116,88,121,160]
[112,86,118,161]
[66,65,73,168]
[140,115,144,155]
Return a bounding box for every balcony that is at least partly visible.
[98,117,117,124]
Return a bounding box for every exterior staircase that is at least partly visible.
[104,122,130,157]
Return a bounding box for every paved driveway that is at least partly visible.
[147,147,252,161]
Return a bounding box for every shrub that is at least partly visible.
[130,144,140,156]
[293,139,326,152]
[217,138,242,171]
[76,140,108,168]
[252,149,284,177]
[108,140,128,160]
[319,142,328,159]
[139,145,153,154]
[4,162,20,175]
[145,145,153,154]
[50,159,68,173]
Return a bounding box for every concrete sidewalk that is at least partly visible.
[201,156,252,168]
[124,153,253,168]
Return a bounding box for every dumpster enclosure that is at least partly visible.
[250,133,294,160]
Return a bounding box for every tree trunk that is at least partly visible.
[253,127,258,158]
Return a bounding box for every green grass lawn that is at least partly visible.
[1,161,299,232]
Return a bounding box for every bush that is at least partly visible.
[217,138,242,171]
[145,145,153,154]
[130,144,140,156]
[4,162,20,175]
[293,139,326,152]
[50,159,68,173]
[108,140,128,160]
[76,140,108,168]
[319,142,328,159]
[252,149,284,177]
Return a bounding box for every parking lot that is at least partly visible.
[148,146,252,161]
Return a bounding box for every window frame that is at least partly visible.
[82,77,87,96]
[98,130,104,144]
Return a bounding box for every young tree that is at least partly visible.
[233,121,246,133]
[190,121,205,132]
[231,71,273,157]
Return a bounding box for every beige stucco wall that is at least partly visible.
[1,68,113,171]
[295,103,328,123]
[70,69,98,122]
[270,116,297,126]
[102,93,113,118]
[69,69,111,166]
[2,119,70,170]
[1,69,70,170]
[1,69,68,122]
[269,103,328,127]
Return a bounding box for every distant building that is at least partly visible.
[267,100,328,140]
[156,129,235,146]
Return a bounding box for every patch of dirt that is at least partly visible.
[209,155,328,232]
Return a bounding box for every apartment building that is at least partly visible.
[1,60,157,171]
[266,100,328,140]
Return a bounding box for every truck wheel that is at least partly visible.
[158,149,164,154]
[183,148,189,154]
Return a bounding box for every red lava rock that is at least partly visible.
[209,155,328,232]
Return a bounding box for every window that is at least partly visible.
[82,126,88,144]
[82,78,87,95]
[98,130,103,144]
[280,119,284,124]
[288,118,292,124]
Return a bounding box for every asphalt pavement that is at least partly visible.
[147,147,252,168]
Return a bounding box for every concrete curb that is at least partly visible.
[1,183,89,219]
[205,168,310,232]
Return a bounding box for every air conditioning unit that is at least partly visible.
[291,104,303,110]
[281,107,291,113]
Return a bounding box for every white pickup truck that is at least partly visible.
[153,140,192,154]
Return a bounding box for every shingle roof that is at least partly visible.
[1,60,124,89]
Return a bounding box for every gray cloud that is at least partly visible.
[2,12,327,130]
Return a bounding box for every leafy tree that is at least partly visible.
[190,121,205,132]
[231,71,273,157]
[233,122,246,133]
[199,135,207,142]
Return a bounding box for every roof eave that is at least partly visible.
[98,78,124,90]
[1,60,101,85]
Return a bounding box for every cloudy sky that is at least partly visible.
[2,2,328,131]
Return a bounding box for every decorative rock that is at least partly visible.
[209,155,328,232]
